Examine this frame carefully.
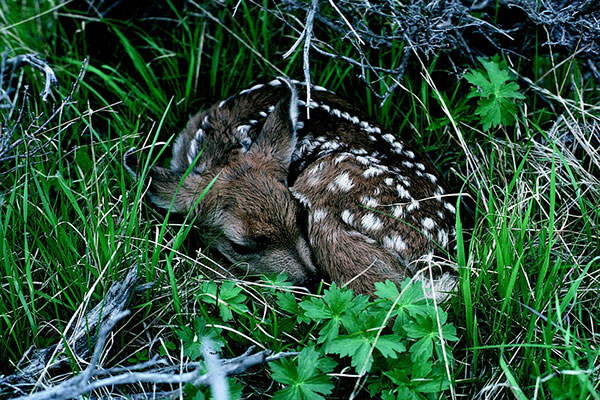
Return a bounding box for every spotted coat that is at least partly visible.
[165,79,458,296]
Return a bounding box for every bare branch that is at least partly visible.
[0,57,87,169]
[0,51,58,103]
[1,264,297,400]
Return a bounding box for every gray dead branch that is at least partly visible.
[0,265,296,400]
[271,0,599,103]
[0,49,58,106]
[501,0,600,78]
[0,266,139,398]
[0,57,87,170]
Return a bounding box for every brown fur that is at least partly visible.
[126,79,458,298]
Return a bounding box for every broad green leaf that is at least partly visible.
[176,316,223,360]
[464,56,525,130]
[271,347,334,400]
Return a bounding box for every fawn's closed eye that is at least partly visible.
[229,240,258,255]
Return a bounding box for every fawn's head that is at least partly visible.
[125,81,316,283]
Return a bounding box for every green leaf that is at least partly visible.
[381,387,420,400]
[464,56,525,130]
[176,316,223,360]
[375,335,406,359]
[262,272,293,288]
[329,335,374,372]
[329,316,406,374]
[271,347,334,400]
[277,292,310,323]
[374,280,429,332]
[299,283,368,349]
[197,281,248,321]
[405,309,457,363]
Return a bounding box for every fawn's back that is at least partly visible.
[130,79,458,297]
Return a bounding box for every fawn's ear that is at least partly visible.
[249,79,298,173]
[124,148,196,213]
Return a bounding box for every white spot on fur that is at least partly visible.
[416,162,425,171]
[407,199,420,212]
[259,111,268,117]
[188,140,198,164]
[392,205,404,218]
[218,100,227,108]
[427,173,438,184]
[321,141,340,151]
[334,154,348,164]
[268,105,275,112]
[290,188,311,208]
[373,187,381,196]
[402,161,414,168]
[363,166,383,178]
[351,148,368,155]
[437,210,445,219]
[239,83,264,95]
[268,79,282,86]
[361,213,383,231]
[444,202,456,214]
[384,178,394,186]
[369,135,377,141]
[438,229,449,247]
[312,208,327,224]
[392,142,404,152]
[309,161,326,174]
[434,187,445,201]
[382,134,396,143]
[383,234,407,253]
[236,125,251,135]
[396,184,411,199]
[331,172,354,192]
[356,156,370,165]
[404,150,415,159]
[361,196,379,208]
[341,209,355,226]
[422,217,436,230]
[398,175,411,187]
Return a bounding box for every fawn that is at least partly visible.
[125,79,458,299]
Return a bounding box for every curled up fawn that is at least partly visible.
[125,78,459,300]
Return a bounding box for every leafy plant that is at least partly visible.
[270,347,336,400]
[184,278,457,399]
[196,281,249,321]
[176,316,225,359]
[299,282,369,350]
[465,56,525,130]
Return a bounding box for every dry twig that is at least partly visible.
[0,265,297,400]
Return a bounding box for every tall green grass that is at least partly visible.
[0,1,598,398]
